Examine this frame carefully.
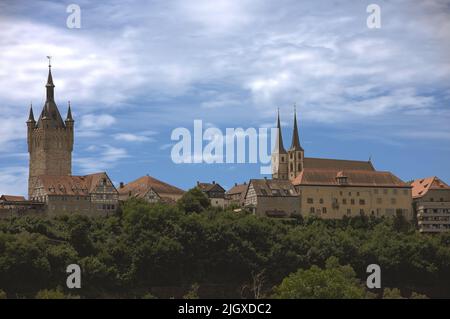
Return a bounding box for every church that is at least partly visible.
[263,109,413,219]
[6,61,119,216]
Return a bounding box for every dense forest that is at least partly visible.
[0,188,449,299]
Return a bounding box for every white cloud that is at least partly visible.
[75,144,129,174]
[80,114,116,130]
[114,133,154,142]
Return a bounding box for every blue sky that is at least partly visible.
[0,0,449,196]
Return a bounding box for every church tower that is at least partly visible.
[287,106,304,180]
[271,109,288,180]
[27,60,74,198]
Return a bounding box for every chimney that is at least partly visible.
[264,176,267,180]
[235,183,238,186]
[119,182,124,189]
[212,181,215,184]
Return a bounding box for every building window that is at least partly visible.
[357,192,360,196]
[403,189,408,195]
[310,207,315,214]
[307,198,313,204]
[351,199,355,205]
[319,198,324,204]
[391,198,396,205]
[343,198,347,205]
[359,199,365,205]
[323,207,327,214]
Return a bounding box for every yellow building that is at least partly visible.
[292,169,412,219]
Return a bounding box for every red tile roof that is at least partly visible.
[410,176,450,198]
[303,157,375,171]
[226,183,248,196]
[35,172,114,196]
[119,175,185,199]
[292,168,409,187]
[0,195,26,202]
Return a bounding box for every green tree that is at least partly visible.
[177,187,211,213]
[273,257,367,299]
[35,288,66,299]
[382,288,404,299]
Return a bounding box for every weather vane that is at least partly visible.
[46,56,52,67]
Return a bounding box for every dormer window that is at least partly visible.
[336,171,348,185]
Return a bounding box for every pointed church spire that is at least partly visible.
[66,101,74,121]
[290,104,303,151]
[46,56,55,101]
[274,108,287,154]
[27,103,35,123]
[36,57,66,128]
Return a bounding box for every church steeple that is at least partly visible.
[274,108,287,154]
[290,105,303,151]
[46,57,55,101]
[36,57,66,129]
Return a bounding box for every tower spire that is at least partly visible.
[66,101,74,121]
[27,102,35,123]
[274,108,287,154]
[290,104,303,151]
[46,56,55,101]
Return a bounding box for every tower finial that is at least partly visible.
[45,57,55,101]
[27,102,35,123]
[66,101,74,121]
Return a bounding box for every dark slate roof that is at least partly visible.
[247,179,298,197]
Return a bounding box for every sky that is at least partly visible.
[0,0,449,196]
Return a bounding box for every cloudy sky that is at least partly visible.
[0,0,449,195]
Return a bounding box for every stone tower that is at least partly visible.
[287,106,304,180]
[27,61,74,198]
[271,109,288,180]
